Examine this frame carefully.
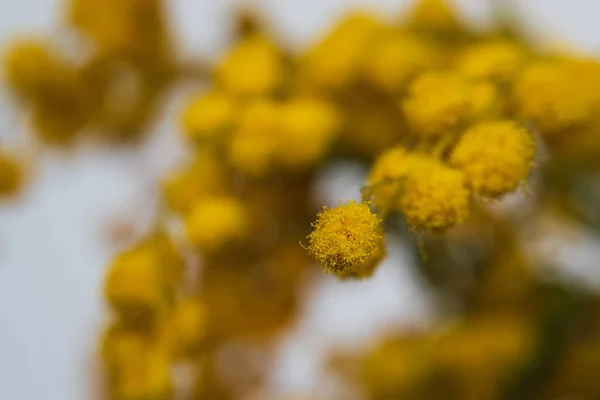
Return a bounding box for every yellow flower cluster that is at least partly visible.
[7,0,600,398]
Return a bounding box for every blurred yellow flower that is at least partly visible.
[180,92,236,142]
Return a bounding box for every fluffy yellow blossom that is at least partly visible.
[164,298,207,358]
[512,60,600,136]
[399,157,470,231]
[451,120,535,197]
[306,200,383,274]
[216,35,283,98]
[185,196,250,252]
[228,99,281,176]
[180,92,235,142]
[407,0,463,33]
[68,0,169,61]
[3,39,67,98]
[104,247,166,319]
[102,325,172,400]
[364,32,438,91]
[0,151,23,198]
[336,236,386,279]
[304,13,384,89]
[403,71,474,138]
[366,147,417,212]
[456,40,527,81]
[276,98,341,170]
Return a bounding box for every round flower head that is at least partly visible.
[180,92,235,142]
[403,71,473,138]
[304,13,384,89]
[512,60,600,136]
[228,99,281,176]
[306,200,384,274]
[335,236,386,280]
[104,247,166,319]
[407,0,463,33]
[364,32,438,91]
[217,35,283,98]
[399,157,470,232]
[164,298,207,358]
[456,40,527,81]
[276,97,341,171]
[185,196,250,253]
[451,120,535,197]
[366,147,417,212]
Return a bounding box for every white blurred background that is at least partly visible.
[1,0,600,399]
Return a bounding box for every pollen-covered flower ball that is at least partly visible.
[306,201,384,275]
[451,120,535,197]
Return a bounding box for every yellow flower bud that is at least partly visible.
[364,32,438,91]
[407,0,462,33]
[456,40,527,81]
[304,13,384,89]
[184,196,250,252]
[512,60,600,136]
[180,92,235,142]
[399,157,470,231]
[217,35,283,98]
[451,120,535,197]
[403,72,473,138]
[164,298,207,358]
[276,98,340,171]
[228,99,281,176]
[104,247,166,319]
[366,147,416,212]
[306,200,384,274]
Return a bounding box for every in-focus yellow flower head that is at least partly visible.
[399,157,470,231]
[217,35,283,98]
[364,32,439,91]
[0,151,23,198]
[512,60,600,136]
[456,40,527,81]
[162,149,227,214]
[276,97,341,171]
[228,99,281,176]
[185,196,250,252]
[451,120,535,197]
[335,235,386,279]
[104,247,166,319]
[180,92,235,142]
[403,71,474,138]
[304,12,384,89]
[306,200,384,274]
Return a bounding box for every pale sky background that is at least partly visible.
[1,1,600,399]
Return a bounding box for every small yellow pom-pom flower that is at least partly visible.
[228,99,281,176]
[363,32,438,91]
[180,92,235,142]
[162,150,227,214]
[407,0,463,33]
[336,236,386,280]
[0,151,23,198]
[399,157,470,231]
[512,60,600,136]
[403,71,473,138]
[276,98,341,171]
[456,40,527,81]
[304,13,384,89]
[366,147,416,212]
[217,35,283,98]
[184,196,250,252]
[104,247,166,319]
[306,200,384,275]
[164,298,207,358]
[451,120,535,197]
